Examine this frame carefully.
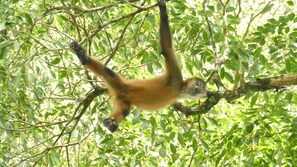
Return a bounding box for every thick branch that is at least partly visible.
[225,74,297,102]
[173,74,297,116]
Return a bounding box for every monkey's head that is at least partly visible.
[180,77,211,99]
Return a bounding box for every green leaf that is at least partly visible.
[91,102,100,115]
[200,138,209,151]
[150,117,157,129]
[24,13,34,25]
[285,58,291,72]
[235,137,245,147]
[287,13,295,21]
[226,6,236,12]
[51,57,61,65]
[170,143,176,154]
[250,94,258,108]
[0,40,13,49]
[285,27,290,33]
[290,32,297,38]
[147,64,153,74]
[288,134,297,142]
[227,15,240,24]
[220,67,225,79]
[245,123,254,134]
[147,13,156,27]
[261,4,274,14]
[285,92,293,101]
[178,133,185,147]
[186,61,193,75]
[141,120,150,129]
[192,138,198,149]
[159,145,166,157]
[287,1,294,6]
[49,149,61,166]
[207,117,219,126]
[214,33,224,42]
[225,72,234,83]
[160,120,166,131]
[259,54,266,64]
[258,36,266,45]
[202,31,209,41]
[169,132,175,139]
[0,22,6,31]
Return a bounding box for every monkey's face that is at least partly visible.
[180,77,208,99]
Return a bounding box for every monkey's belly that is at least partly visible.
[125,75,179,110]
[128,88,178,111]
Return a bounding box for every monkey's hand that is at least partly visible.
[158,0,166,6]
[69,41,89,65]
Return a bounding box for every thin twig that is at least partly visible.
[104,14,135,65]
[242,1,274,39]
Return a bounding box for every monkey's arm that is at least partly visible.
[69,41,89,65]
[158,0,183,84]
[158,0,172,54]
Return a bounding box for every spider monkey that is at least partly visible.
[70,0,210,132]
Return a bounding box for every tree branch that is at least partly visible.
[173,74,297,116]
[81,3,158,44]
[242,1,274,39]
[12,88,107,167]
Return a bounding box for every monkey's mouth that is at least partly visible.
[206,91,214,97]
[103,118,118,132]
[191,88,207,97]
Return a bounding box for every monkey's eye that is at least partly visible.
[195,82,204,88]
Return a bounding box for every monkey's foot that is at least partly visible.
[103,117,118,132]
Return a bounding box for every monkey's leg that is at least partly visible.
[85,57,125,92]
[70,41,124,92]
[103,99,130,132]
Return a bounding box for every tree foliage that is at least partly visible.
[0,0,297,166]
